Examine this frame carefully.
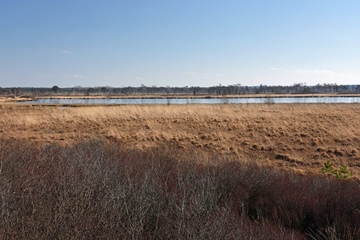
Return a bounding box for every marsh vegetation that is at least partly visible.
[0,140,359,239]
[0,104,360,239]
[1,104,360,175]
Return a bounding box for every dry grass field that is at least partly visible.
[1,102,360,239]
[1,103,360,176]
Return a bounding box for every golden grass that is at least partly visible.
[1,104,360,176]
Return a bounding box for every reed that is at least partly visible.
[1,104,360,175]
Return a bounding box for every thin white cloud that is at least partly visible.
[135,77,145,81]
[202,73,211,80]
[184,71,195,76]
[60,50,73,54]
[270,67,335,76]
[270,67,287,71]
[203,73,221,80]
[293,69,335,75]
[72,74,84,78]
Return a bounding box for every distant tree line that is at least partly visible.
[1,83,359,97]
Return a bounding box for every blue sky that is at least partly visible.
[1,0,359,88]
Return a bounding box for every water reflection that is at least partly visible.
[21,97,360,105]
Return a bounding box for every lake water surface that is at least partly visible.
[20,97,360,105]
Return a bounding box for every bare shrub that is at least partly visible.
[264,96,275,105]
[0,139,359,239]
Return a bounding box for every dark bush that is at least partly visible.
[0,139,359,239]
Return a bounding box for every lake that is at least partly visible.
[20,96,360,105]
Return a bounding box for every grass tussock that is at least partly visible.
[1,104,360,175]
[0,139,359,239]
